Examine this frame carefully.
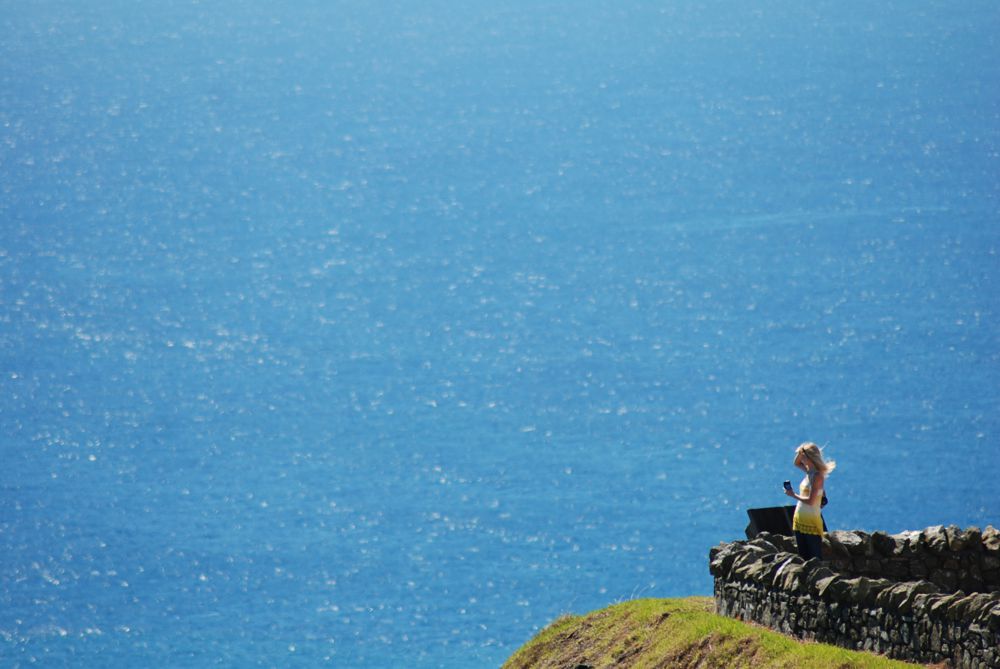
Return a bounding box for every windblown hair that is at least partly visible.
[797,442,837,474]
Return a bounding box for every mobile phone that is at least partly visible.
[783,480,792,491]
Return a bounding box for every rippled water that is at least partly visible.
[2,1,998,666]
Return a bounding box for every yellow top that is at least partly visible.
[791,472,824,536]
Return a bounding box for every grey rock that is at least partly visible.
[736,559,769,582]
[875,580,941,614]
[967,594,1000,623]
[829,558,852,573]
[930,622,942,651]
[891,530,921,556]
[802,564,836,595]
[758,531,798,554]
[983,525,1000,553]
[860,578,894,608]
[922,525,950,554]
[928,591,966,616]
[959,574,983,595]
[768,555,804,589]
[839,576,876,606]
[740,552,785,582]
[911,592,938,616]
[851,531,872,555]
[946,524,970,552]
[930,568,959,591]
[776,562,809,594]
[748,534,782,554]
[884,558,911,580]
[816,575,848,600]
[987,604,1000,631]
[826,530,862,559]
[709,543,742,577]
[945,593,993,621]
[964,526,982,552]
[870,531,896,557]
[728,546,770,578]
[740,544,772,559]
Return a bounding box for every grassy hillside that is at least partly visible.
[501,597,929,669]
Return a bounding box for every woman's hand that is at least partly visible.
[783,487,798,500]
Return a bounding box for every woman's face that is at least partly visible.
[794,451,807,469]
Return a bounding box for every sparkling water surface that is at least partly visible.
[2,1,998,667]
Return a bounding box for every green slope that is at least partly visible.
[502,597,928,669]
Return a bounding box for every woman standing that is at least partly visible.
[784,442,835,560]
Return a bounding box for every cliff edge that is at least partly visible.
[501,597,927,668]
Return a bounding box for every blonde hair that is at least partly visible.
[797,442,836,474]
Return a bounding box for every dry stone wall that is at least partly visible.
[710,525,1000,668]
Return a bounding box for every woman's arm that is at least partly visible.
[783,487,804,502]
[783,472,824,504]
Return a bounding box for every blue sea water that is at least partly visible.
[1,1,998,666]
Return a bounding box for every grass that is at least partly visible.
[501,597,929,669]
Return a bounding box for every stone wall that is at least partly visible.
[710,525,1000,668]
[824,525,1000,594]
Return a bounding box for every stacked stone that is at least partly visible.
[709,526,1000,668]
[825,525,1000,594]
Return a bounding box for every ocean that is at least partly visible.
[1,1,998,666]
